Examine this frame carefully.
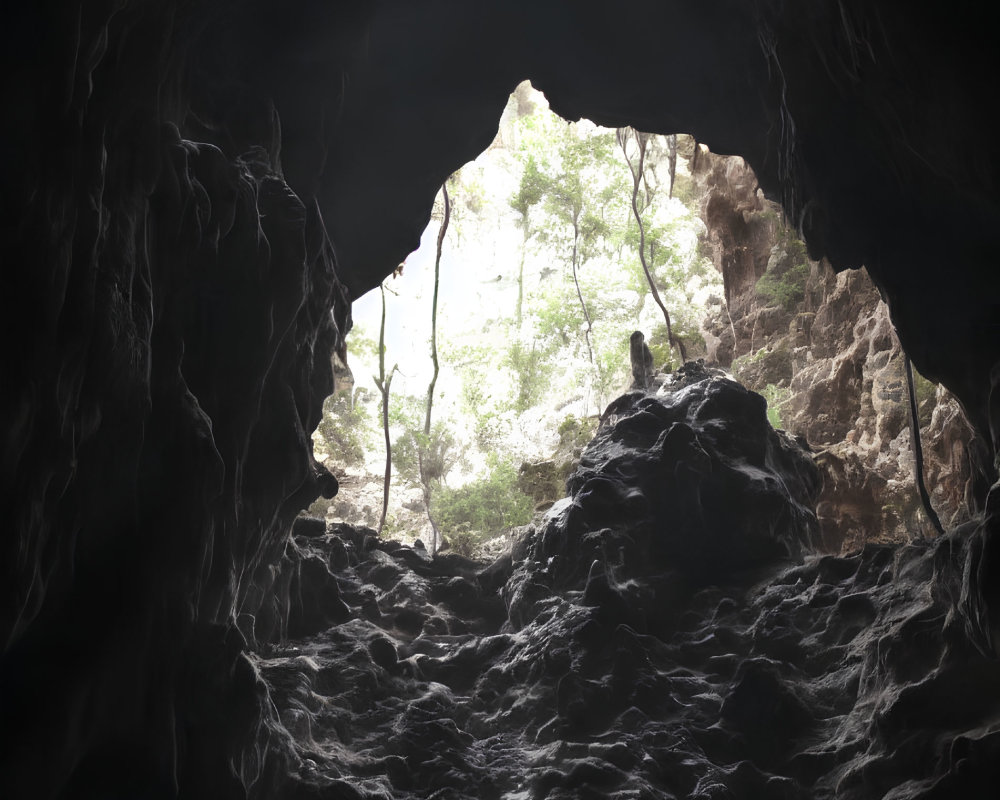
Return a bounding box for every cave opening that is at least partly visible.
[4,2,1000,799]
[317,80,733,556]
[314,79,973,561]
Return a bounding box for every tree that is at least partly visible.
[432,456,534,556]
[418,180,450,554]
[617,126,687,364]
[373,280,399,536]
[510,154,545,328]
[510,119,630,414]
[391,398,461,547]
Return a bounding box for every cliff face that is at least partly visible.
[695,153,979,551]
[2,1,1000,798]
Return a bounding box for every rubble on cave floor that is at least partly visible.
[257,377,1000,799]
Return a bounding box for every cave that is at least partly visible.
[3,2,1000,798]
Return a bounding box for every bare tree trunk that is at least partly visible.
[569,219,599,413]
[516,225,528,328]
[667,133,678,199]
[570,219,595,368]
[618,127,687,364]
[377,370,394,535]
[422,181,451,554]
[424,182,449,437]
[374,283,398,536]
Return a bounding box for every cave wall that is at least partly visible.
[2,1,999,797]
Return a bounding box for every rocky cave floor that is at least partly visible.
[257,372,1000,799]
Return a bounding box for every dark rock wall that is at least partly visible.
[1,3,348,796]
[2,1,1000,797]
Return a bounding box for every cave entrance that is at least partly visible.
[307,82,973,558]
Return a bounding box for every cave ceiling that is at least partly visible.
[5,1,996,440]
[186,0,1000,449]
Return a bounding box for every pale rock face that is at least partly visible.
[696,152,976,549]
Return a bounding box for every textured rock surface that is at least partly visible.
[3,1,1000,797]
[252,380,1000,799]
[695,152,979,550]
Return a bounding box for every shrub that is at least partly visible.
[755,238,810,312]
[433,458,534,548]
[760,383,790,429]
[755,262,809,311]
[503,340,551,413]
[393,422,460,488]
[557,415,596,450]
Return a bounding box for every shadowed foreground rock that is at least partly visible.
[248,377,1000,799]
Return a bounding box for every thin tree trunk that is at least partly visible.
[667,133,678,199]
[516,225,528,328]
[377,368,394,536]
[422,181,450,554]
[568,217,600,415]
[618,127,687,364]
[570,219,595,368]
[374,284,398,536]
[424,182,449,436]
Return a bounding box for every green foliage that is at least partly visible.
[500,92,722,416]
[531,281,582,349]
[337,88,729,546]
[443,168,490,244]
[557,415,597,451]
[434,457,534,548]
[313,323,380,468]
[528,126,627,263]
[755,262,809,311]
[760,383,790,429]
[345,323,379,364]
[755,238,810,312]
[315,392,372,466]
[379,511,403,539]
[392,420,460,489]
[448,341,519,451]
[503,340,552,413]
[510,154,545,222]
[732,345,792,390]
[646,325,676,371]
[457,372,508,451]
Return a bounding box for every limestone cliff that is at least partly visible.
[695,151,978,550]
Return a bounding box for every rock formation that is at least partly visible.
[240,377,996,798]
[695,152,980,550]
[2,1,1000,798]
